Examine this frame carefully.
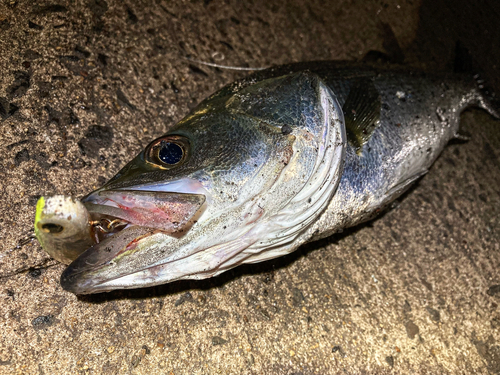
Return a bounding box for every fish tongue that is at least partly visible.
[84,190,206,233]
[60,225,154,293]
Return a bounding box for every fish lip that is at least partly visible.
[60,264,128,294]
[95,177,212,203]
[60,225,158,294]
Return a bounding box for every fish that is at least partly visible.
[34,61,499,294]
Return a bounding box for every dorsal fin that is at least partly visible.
[342,78,381,153]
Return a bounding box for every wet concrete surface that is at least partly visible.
[0,0,499,373]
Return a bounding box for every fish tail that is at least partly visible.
[473,76,500,119]
[454,41,500,119]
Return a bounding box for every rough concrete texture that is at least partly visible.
[1,0,499,374]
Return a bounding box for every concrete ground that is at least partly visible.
[1,0,499,373]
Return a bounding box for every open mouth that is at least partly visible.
[83,189,206,242]
[59,188,207,294]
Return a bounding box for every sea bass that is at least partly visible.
[34,61,498,294]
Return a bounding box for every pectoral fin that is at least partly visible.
[343,78,381,153]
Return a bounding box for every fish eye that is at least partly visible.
[146,135,190,169]
[40,223,64,234]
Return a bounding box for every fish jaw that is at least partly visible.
[60,225,159,294]
[60,228,257,294]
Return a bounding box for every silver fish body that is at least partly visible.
[48,62,497,294]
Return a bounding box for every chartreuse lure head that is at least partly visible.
[34,196,96,265]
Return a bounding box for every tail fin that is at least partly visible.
[454,41,500,119]
[473,75,500,119]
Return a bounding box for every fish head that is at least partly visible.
[61,72,346,294]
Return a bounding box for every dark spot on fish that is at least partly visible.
[28,268,42,278]
[28,21,43,30]
[188,65,208,77]
[487,285,500,296]
[281,124,292,135]
[211,336,228,346]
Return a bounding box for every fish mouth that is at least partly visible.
[60,225,160,294]
[60,180,208,294]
